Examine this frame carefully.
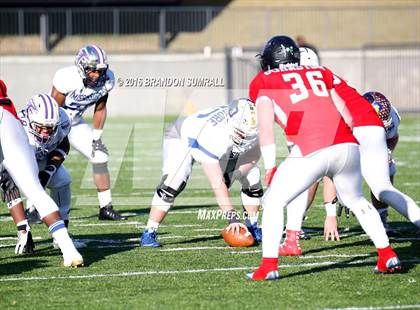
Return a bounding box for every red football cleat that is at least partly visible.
[374,246,402,274]
[247,258,280,281]
[279,230,302,256]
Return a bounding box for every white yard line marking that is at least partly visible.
[323,305,420,310]
[74,221,144,227]
[0,259,418,283]
[0,236,42,241]
[160,246,228,252]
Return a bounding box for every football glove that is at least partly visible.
[0,167,21,204]
[15,223,35,255]
[39,164,57,188]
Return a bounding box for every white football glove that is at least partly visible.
[15,224,35,255]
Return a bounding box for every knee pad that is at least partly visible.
[241,182,263,206]
[50,185,71,221]
[155,174,186,204]
[92,162,109,174]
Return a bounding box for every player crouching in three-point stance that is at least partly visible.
[3,94,87,252]
[49,44,126,221]
[140,99,263,247]
[247,36,400,281]
[0,80,83,267]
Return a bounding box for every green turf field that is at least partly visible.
[0,115,419,310]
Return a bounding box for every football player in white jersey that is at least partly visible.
[140,98,263,247]
[0,80,83,267]
[50,44,126,221]
[20,94,86,248]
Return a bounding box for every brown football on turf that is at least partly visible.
[222,226,255,247]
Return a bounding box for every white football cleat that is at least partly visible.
[63,252,84,268]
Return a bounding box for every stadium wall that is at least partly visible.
[1,48,419,116]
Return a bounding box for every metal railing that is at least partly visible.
[0,6,419,53]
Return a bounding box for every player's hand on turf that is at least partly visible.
[225,223,248,235]
[324,216,340,241]
[15,225,34,254]
[264,167,277,186]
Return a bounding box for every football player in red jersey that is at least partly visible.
[246,36,400,281]
[279,49,420,257]
[0,80,84,267]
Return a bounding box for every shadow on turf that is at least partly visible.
[68,203,218,220]
[165,235,222,245]
[0,259,48,276]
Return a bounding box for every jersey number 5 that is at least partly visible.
[283,71,328,104]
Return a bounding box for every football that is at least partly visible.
[221,226,255,247]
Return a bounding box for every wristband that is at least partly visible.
[324,201,337,217]
[261,144,276,170]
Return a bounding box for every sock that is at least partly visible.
[49,220,77,257]
[98,190,112,208]
[146,219,160,231]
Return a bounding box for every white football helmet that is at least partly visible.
[75,44,109,87]
[299,47,320,66]
[25,94,60,145]
[227,98,258,153]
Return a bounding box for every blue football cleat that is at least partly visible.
[140,229,161,247]
[247,223,262,243]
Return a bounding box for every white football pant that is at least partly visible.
[262,143,389,258]
[0,108,59,218]
[68,118,108,163]
[354,126,420,228]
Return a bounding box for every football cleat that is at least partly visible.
[247,270,280,281]
[140,229,161,247]
[63,252,84,268]
[247,223,262,243]
[98,203,127,221]
[279,230,302,256]
[374,256,402,274]
[299,230,311,240]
